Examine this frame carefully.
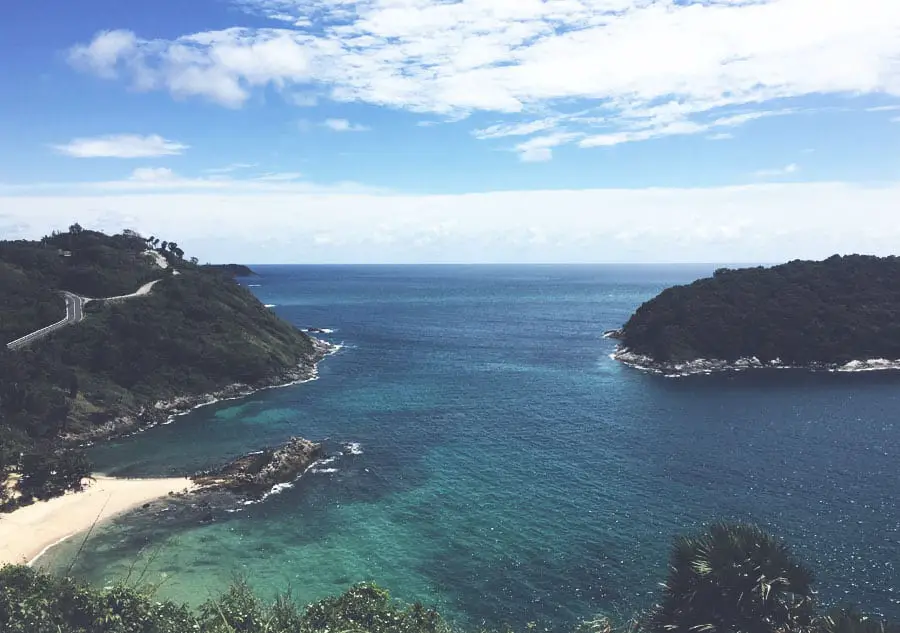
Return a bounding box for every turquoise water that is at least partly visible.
[42,266,900,629]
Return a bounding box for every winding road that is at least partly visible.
[6,278,166,351]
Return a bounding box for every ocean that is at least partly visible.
[40,265,900,629]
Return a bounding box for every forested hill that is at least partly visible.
[619,255,900,366]
[0,227,320,494]
[203,263,257,277]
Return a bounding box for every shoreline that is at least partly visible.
[613,347,900,377]
[66,336,340,446]
[0,475,196,568]
[2,337,342,569]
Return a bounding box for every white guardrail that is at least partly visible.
[6,316,70,350]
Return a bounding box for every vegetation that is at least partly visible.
[0,523,895,633]
[651,523,815,633]
[204,263,258,277]
[620,255,900,364]
[0,226,318,509]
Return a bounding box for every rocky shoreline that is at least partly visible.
[612,347,900,377]
[193,437,324,498]
[63,337,337,446]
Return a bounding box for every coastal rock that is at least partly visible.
[193,437,324,498]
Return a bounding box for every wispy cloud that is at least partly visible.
[515,133,581,163]
[130,167,177,182]
[707,133,734,141]
[753,163,800,178]
[66,0,900,158]
[204,162,258,174]
[52,134,189,158]
[323,118,369,132]
[473,119,561,140]
[1,169,381,194]
[254,172,303,181]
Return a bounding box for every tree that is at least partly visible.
[68,223,83,235]
[651,523,816,633]
[190,256,199,266]
[161,240,168,251]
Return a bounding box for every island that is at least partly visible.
[0,225,333,511]
[613,254,900,374]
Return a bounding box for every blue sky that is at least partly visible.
[1,0,900,263]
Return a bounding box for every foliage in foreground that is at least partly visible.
[1,523,897,633]
[0,566,448,633]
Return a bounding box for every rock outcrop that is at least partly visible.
[194,437,324,497]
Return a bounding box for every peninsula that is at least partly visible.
[0,225,332,511]
[613,254,900,374]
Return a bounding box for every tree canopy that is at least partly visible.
[0,228,315,508]
[620,255,900,365]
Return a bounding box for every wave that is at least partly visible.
[243,481,296,505]
[834,359,900,372]
[264,304,277,308]
[343,442,363,455]
[247,284,261,287]
[239,449,345,504]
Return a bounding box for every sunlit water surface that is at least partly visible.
[42,265,900,629]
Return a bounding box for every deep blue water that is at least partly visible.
[43,265,900,629]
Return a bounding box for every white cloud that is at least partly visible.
[67,30,137,78]
[753,163,800,177]
[4,181,900,264]
[66,0,900,156]
[866,105,900,111]
[323,118,369,132]
[515,133,580,162]
[707,133,734,141]
[52,134,189,158]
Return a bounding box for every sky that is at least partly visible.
[1,0,900,263]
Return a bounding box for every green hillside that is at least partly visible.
[0,226,321,508]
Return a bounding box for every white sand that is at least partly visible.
[0,475,195,567]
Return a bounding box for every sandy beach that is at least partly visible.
[0,475,196,567]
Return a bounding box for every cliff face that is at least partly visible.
[618,255,900,367]
[0,230,324,458]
